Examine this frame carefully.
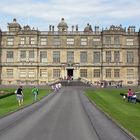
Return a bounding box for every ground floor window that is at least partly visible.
[93,69,100,78]
[53,69,60,78]
[80,69,87,78]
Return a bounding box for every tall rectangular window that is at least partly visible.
[40,37,47,46]
[106,69,111,78]
[53,69,60,78]
[29,50,34,59]
[114,69,120,78]
[7,37,14,45]
[93,52,100,63]
[80,51,87,63]
[67,51,74,63]
[30,37,35,45]
[114,36,120,44]
[6,69,13,78]
[126,51,134,63]
[114,51,120,63]
[6,51,13,62]
[40,51,47,63]
[20,37,25,45]
[80,69,87,78]
[105,37,111,44]
[106,51,112,63]
[93,69,100,78]
[81,38,87,46]
[53,51,60,63]
[20,51,26,59]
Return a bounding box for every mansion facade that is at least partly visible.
[0,18,140,86]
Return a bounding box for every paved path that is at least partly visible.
[0,87,134,140]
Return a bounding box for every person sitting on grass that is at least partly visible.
[127,88,133,102]
[16,86,24,106]
[32,87,38,101]
[131,92,137,103]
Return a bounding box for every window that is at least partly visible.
[53,69,60,78]
[20,51,26,59]
[6,51,13,62]
[28,69,35,78]
[126,39,133,45]
[81,38,87,46]
[40,69,47,78]
[7,37,14,45]
[53,51,60,63]
[19,69,26,78]
[30,37,35,45]
[53,37,60,46]
[105,37,111,44]
[106,51,112,63]
[93,52,100,63]
[126,51,134,63]
[93,69,100,78]
[40,38,47,46]
[6,69,13,78]
[114,51,120,63]
[114,36,120,44]
[80,51,87,63]
[106,69,111,78]
[40,51,47,63]
[93,38,101,45]
[67,51,74,63]
[114,69,120,78]
[80,69,87,77]
[127,69,134,79]
[67,38,74,45]
[20,37,25,45]
[29,50,34,59]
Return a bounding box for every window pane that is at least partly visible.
[53,51,60,63]
[93,52,100,63]
[80,69,87,77]
[67,51,74,63]
[80,52,87,63]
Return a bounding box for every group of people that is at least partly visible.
[123,88,137,103]
[51,83,62,92]
[15,86,39,106]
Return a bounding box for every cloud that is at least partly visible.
[0,0,140,31]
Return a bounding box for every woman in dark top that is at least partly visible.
[16,86,24,106]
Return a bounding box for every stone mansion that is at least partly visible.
[0,18,140,86]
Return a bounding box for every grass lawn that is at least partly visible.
[0,87,52,117]
[85,88,140,140]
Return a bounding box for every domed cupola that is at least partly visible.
[57,18,68,31]
[8,18,21,32]
[84,23,93,33]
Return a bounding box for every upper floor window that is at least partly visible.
[126,51,134,63]
[29,50,35,59]
[80,51,87,63]
[114,51,120,63]
[67,38,74,45]
[67,51,74,63]
[126,39,133,45]
[105,37,111,44]
[106,51,112,63]
[20,37,25,45]
[93,51,100,63]
[30,37,35,45]
[53,37,60,46]
[114,36,120,44]
[40,37,47,46]
[81,38,87,46]
[40,51,47,63]
[7,51,13,59]
[7,37,14,45]
[20,51,26,59]
[53,51,60,63]
[93,38,101,45]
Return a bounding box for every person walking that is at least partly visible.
[32,87,38,101]
[15,86,24,106]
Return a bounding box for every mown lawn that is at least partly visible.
[85,88,140,140]
[0,87,51,117]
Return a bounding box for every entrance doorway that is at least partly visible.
[67,69,73,80]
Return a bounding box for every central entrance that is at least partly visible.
[67,69,73,79]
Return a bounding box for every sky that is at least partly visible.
[0,0,140,31]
